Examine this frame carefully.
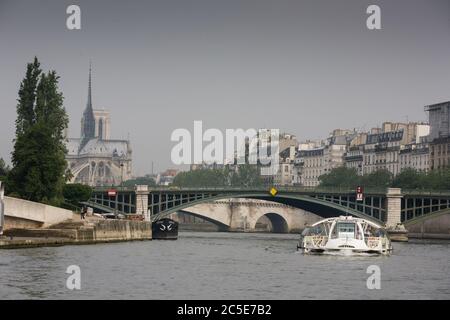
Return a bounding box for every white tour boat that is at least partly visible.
[298,216,392,255]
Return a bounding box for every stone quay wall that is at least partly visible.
[2,220,152,248]
[77,220,152,241]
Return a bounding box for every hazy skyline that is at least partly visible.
[1,0,449,175]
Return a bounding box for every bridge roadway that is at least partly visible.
[86,186,450,233]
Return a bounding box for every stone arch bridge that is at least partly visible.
[176,199,321,233]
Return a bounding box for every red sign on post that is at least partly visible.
[107,189,117,197]
[356,186,364,201]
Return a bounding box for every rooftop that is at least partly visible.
[424,101,450,111]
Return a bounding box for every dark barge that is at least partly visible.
[152,218,178,240]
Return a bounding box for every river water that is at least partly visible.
[0,232,449,299]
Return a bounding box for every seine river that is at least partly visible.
[0,232,449,299]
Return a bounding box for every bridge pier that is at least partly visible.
[135,185,149,217]
[386,188,408,242]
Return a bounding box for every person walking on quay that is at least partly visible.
[81,205,87,220]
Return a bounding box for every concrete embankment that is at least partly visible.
[3,196,74,229]
[0,219,152,249]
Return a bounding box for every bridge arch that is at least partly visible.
[404,208,450,227]
[150,193,382,224]
[89,188,388,226]
[88,187,450,233]
[253,212,289,233]
[178,201,298,233]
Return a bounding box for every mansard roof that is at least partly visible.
[366,129,404,144]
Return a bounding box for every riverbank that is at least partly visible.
[408,233,450,240]
[178,223,450,240]
[0,236,152,249]
[0,219,152,249]
[2,221,448,249]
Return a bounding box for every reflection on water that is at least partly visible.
[0,232,449,299]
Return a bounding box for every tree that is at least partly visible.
[318,165,450,191]
[439,167,450,190]
[15,57,41,137]
[8,58,69,205]
[0,158,9,178]
[123,175,156,187]
[63,183,93,206]
[392,168,424,190]
[35,71,68,141]
[422,167,450,190]
[230,164,263,187]
[172,168,229,187]
[318,167,360,189]
[171,165,264,188]
[361,169,393,189]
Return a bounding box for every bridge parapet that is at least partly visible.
[90,185,388,223]
[92,185,389,195]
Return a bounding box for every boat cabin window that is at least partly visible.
[302,224,327,236]
[364,225,384,238]
[332,222,357,239]
[301,228,311,236]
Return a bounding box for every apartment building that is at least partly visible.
[425,102,450,170]
[295,131,353,187]
[399,143,430,173]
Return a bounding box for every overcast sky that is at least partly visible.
[0,0,449,175]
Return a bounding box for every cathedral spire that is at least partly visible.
[87,61,93,112]
[80,62,96,151]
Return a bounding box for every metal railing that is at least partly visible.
[92,185,450,196]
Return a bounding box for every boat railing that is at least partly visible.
[365,236,381,248]
[304,235,328,247]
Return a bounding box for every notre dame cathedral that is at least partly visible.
[66,66,132,186]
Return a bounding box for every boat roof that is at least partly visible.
[310,216,383,229]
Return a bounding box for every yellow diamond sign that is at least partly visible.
[269,187,278,196]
